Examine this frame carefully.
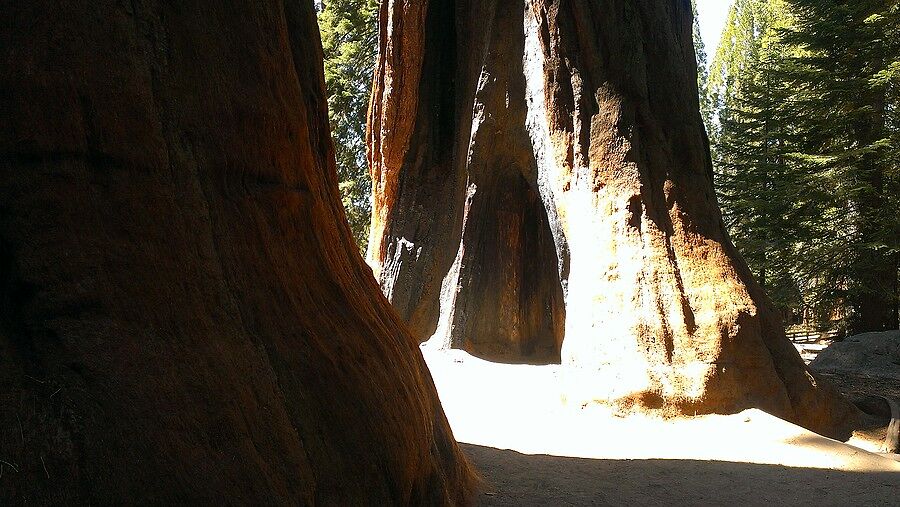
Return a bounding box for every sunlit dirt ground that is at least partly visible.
[422,347,900,506]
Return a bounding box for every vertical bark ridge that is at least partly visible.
[369,0,857,437]
[0,0,476,503]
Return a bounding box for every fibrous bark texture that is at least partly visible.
[0,1,474,503]
[367,0,856,436]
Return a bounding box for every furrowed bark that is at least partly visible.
[368,0,857,437]
[0,1,475,503]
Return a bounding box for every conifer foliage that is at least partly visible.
[318,0,379,251]
[692,0,713,125]
[708,0,899,332]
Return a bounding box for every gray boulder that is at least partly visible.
[811,331,900,379]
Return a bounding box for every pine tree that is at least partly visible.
[717,55,802,317]
[708,0,899,330]
[708,0,771,124]
[318,0,379,252]
[783,0,900,331]
[692,0,713,128]
[712,0,805,317]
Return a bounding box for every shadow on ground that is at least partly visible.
[462,443,900,506]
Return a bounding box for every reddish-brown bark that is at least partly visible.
[368,0,857,437]
[0,1,475,503]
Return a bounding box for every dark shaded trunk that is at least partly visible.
[368,0,566,363]
[0,1,475,503]
[853,245,900,333]
[367,0,857,437]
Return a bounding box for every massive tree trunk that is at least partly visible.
[367,0,856,436]
[0,1,474,503]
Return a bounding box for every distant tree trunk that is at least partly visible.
[0,1,474,503]
[368,0,856,436]
[851,93,899,333]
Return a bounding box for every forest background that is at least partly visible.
[316,0,899,334]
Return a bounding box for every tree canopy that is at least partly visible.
[318,0,379,252]
[707,0,899,331]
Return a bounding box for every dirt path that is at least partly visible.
[423,348,900,506]
[463,443,899,506]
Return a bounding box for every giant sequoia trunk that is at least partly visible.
[367,0,856,436]
[0,1,474,503]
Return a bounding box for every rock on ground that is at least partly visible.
[811,331,900,379]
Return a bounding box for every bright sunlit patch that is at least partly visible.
[423,348,900,474]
